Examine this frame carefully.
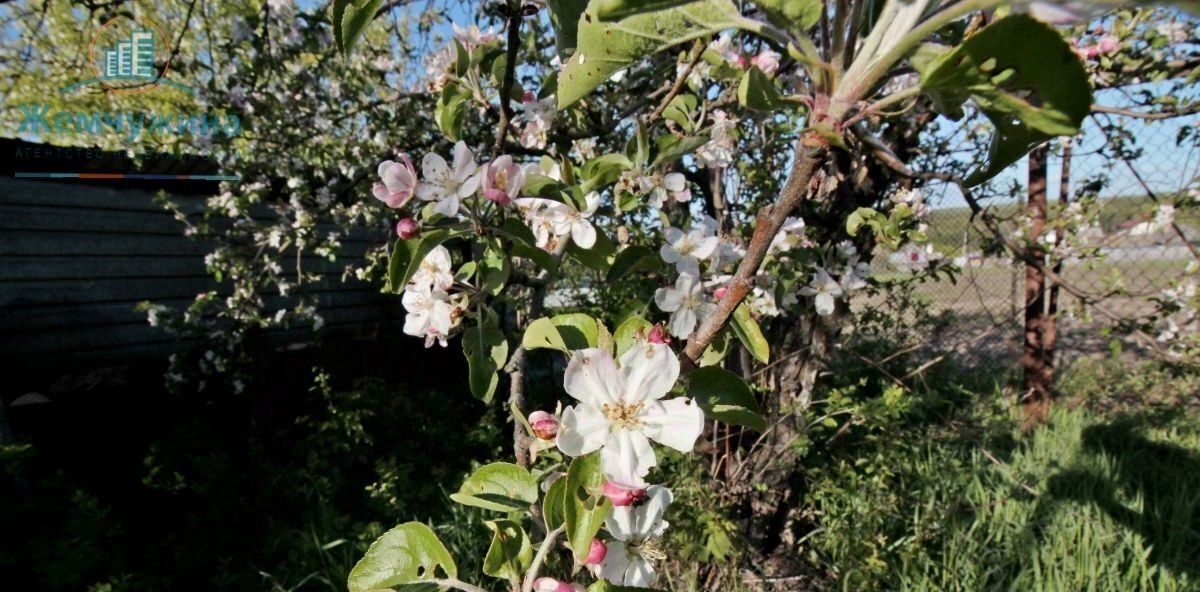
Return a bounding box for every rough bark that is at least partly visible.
[1022,144,1052,426]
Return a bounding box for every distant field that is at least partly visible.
[922,194,1199,256]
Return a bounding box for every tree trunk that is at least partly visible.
[1022,144,1052,426]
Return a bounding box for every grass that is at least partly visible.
[798,359,1200,591]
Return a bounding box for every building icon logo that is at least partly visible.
[60,16,194,95]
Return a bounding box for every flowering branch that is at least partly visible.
[520,524,565,592]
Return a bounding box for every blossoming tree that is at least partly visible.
[323,0,1161,589]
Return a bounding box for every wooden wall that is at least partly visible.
[0,176,401,376]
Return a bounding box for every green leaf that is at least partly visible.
[482,519,533,582]
[606,245,661,283]
[522,314,607,352]
[332,0,384,56]
[543,475,568,532]
[688,366,766,431]
[550,313,602,350]
[752,0,822,30]
[919,14,1092,186]
[480,240,511,296]
[462,313,509,403]
[436,83,472,142]
[594,0,698,20]
[731,304,770,363]
[522,317,570,352]
[498,218,558,272]
[569,228,617,273]
[738,66,787,111]
[698,328,731,366]
[652,134,711,166]
[386,230,455,293]
[547,0,590,58]
[347,522,456,591]
[558,0,743,108]
[613,315,652,358]
[449,462,539,512]
[580,153,633,193]
[662,93,698,131]
[564,454,611,561]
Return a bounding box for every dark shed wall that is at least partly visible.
[0,176,400,376]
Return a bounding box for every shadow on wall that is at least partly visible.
[1043,420,1200,580]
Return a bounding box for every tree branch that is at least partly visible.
[680,141,828,368]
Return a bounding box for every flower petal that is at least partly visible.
[571,220,597,249]
[564,348,622,405]
[600,429,655,488]
[624,556,657,588]
[617,343,679,403]
[599,542,632,585]
[654,286,684,313]
[422,152,448,180]
[640,397,704,453]
[557,404,610,457]
[667,307,697,338]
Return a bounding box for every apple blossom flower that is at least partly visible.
[417,141,481,217]
[521,93,556,150]
[402,286,463,348]
[529,410,560,440]
[533,578,584,592]
[890,243,941,272]
[708,32,745,68]
[585,538,608,565]
[637,172,692,208]
[1157,21,1192,44]
[481,155,525,206]
[660,225,719,270]
[395,218,420,239]
[751,49,781,75]
[600,485,673,587]
[603,481,648,506]
[373,155,418,209]
[422,44,456,91]
[557,343,704,487]
[696,110,737,168]
[769,216,807,254]
[513,193,599,250]
[798,267,843,316]
[409,245,454,291]
[655,267,714,339]
[452,23,496,50]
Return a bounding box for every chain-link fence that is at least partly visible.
[899,92,1200,374]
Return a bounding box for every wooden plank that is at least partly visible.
[0,203,187,235]
[0,230,212,256]
[0,177,207,213]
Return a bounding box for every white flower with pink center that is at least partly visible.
[372,155,417,209]
[514,193,599,250]
[416,141,481,217]
[798,267,843,316]
[637,172,691,208]
[481,155,526,206]
[556,343,704,488]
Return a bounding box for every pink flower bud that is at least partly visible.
[751,50,781,75]
[647,324,671,345]
[533,578,579,592]
[584,538,607,565]
[395,218,420,239]
[713,286,729,301]
[529,410,559,440]
[522,90,536,104]
[602,481,647,507]
[1098,35,1119,54]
